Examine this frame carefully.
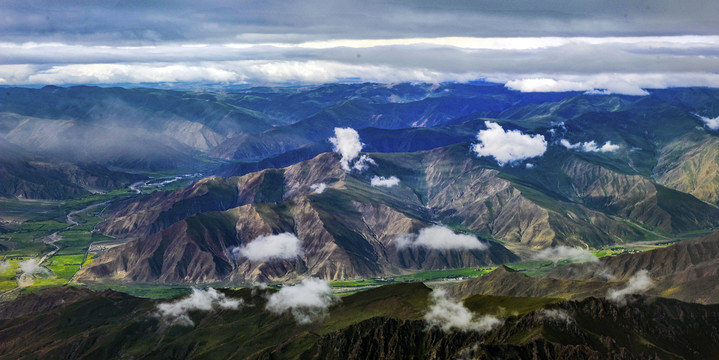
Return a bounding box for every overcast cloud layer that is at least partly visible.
[1,1,718,93]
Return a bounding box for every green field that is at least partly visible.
[329,278,384,288]
[392,267,497,282]
[0,199,65,224]
[0,260,18,292]
[593,240,678,258]
[0,174,198,295]
[61,188,136,211]
[0,191,130,294]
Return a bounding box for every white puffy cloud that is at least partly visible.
[266,277,336,324]
[352,154,376,172]
[532,246,598,266]
[0,261,9,273]
[235,233,302,262]
[695,114,719,130]
[156,288,243,326]
[329,127,376,172]
[607,270,654,306]
[472,121,547,166]
[560,139,620,153]
[425,289,502,332]
[18,258,47,276]
[396,225,488,250]
[370,176,400,188]
[310,182,327,194]
[539,309,572,324]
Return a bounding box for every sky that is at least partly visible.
[1,0,718,94]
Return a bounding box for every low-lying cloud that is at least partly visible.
[156,288,244,326]
[539,309,572,324]
[234,233,302,262]
[396,225,488,250]
[532,246,598,266]
[472,121,547,166]
[695,114,719,130]
[505,77,652,96]
[329,127,375,172]
[18,258,47,277]
[310,182,327,194]
[607,270,654,305]
[425,289,502,332]
[0,261,9,273]
[370,176,400,188]
[560,139,620,153]
[265,277,336,324]
[352,154,376,172]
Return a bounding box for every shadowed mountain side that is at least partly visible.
[283,296,719,360]
[205,98,479,161]
[542,232,719,304]
[211,121,482,178]
[2,283,719,359]
[206,84,573,162]
[0,287,96,320]
[446,265,615,301]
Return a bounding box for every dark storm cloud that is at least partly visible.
[2,38,718,74]
[0,1,717,92]
[2,0,719,45]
